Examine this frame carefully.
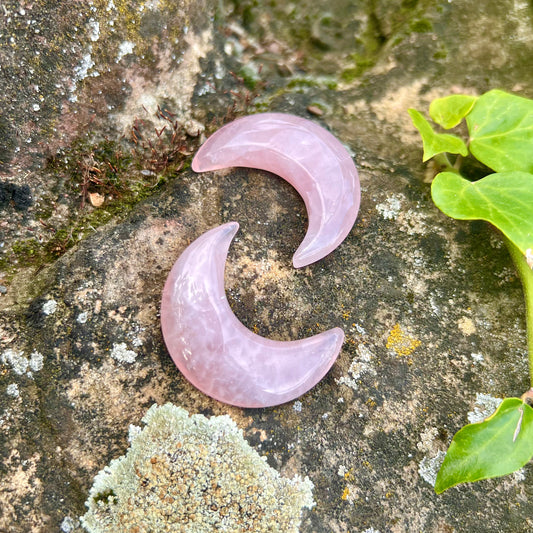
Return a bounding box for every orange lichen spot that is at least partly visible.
[343,468,355,482]
[386,323,421,357]
[345,336,356,346]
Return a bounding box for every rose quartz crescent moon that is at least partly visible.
[192,113,360,268]
[160,222,344,408]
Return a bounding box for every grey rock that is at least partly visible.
[1,1,532,532]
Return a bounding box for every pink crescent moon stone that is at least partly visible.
[160,222,344,408]
[192,113,360,268]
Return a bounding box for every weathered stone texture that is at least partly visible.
[1,1,533,532]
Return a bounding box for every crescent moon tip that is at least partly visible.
[292,256,311,269]
[219,221,239,240]
[191,155,201,172]
[228,220,239,231]
[292,247,326,269]
[292,257,306,269]
[331,327,345,343]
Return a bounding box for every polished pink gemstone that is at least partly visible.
[192,113,360,268]
[160,222,344,408]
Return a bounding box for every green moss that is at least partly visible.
[410,18,433,33]
[341,68,359,83]
[11,239,40,258]
[342,54,376,82]
[287,78,320,89]
[433,46,448,60]
[238,65,261,90]
[285,76,338,91]
[1,118,197,282]
[93,489,116,505]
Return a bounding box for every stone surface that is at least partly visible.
[192,113,360,267]
[161,222,344,407]
[1,1,533,532]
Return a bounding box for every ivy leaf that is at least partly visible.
[431,171,533,257]
[429,94,477,129]
[408,109,469,161]
[435,398,533,494]
[467,89,533,173]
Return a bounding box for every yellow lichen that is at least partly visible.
[386,323,421,357]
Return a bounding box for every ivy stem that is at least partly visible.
[505,237,533,387]
[433,153,458,173]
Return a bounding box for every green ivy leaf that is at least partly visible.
[467,89,533,173]
[435,398,533,494]
[408,109,469,162]
[429,94,477,129]
[431,171,533,257]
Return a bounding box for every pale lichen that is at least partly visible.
[1,349,29,375]
[110,342,137,364]
[81,403,314,533]
[1,348,44,376]
[376,195,402,220]
[467,393,503,424]
[336,343,376,391]
[42,299,58,315]
[60,516,81,532]
[418,450,446,487]
[6,383,19,397]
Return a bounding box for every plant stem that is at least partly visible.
[433,153,458,173]
[505,238,533,387]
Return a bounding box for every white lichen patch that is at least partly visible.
[42,299,58,315]
[1,349,29,375]
[512,468,526,482]
[337,465,348,477]
[336,344,376,391]
[416,427,438,453]
[376,195,402,220]
[117,40,135,62]
[6,383,19,397]
[1,349,45,379]
[60,516,80,532]
[467,393,503,424]
[81,404,314,533]
[470,352,484,365]
[88,18,100,42]
[110,343,137,364]
[418,450,446,486]
[29,351,44,372]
